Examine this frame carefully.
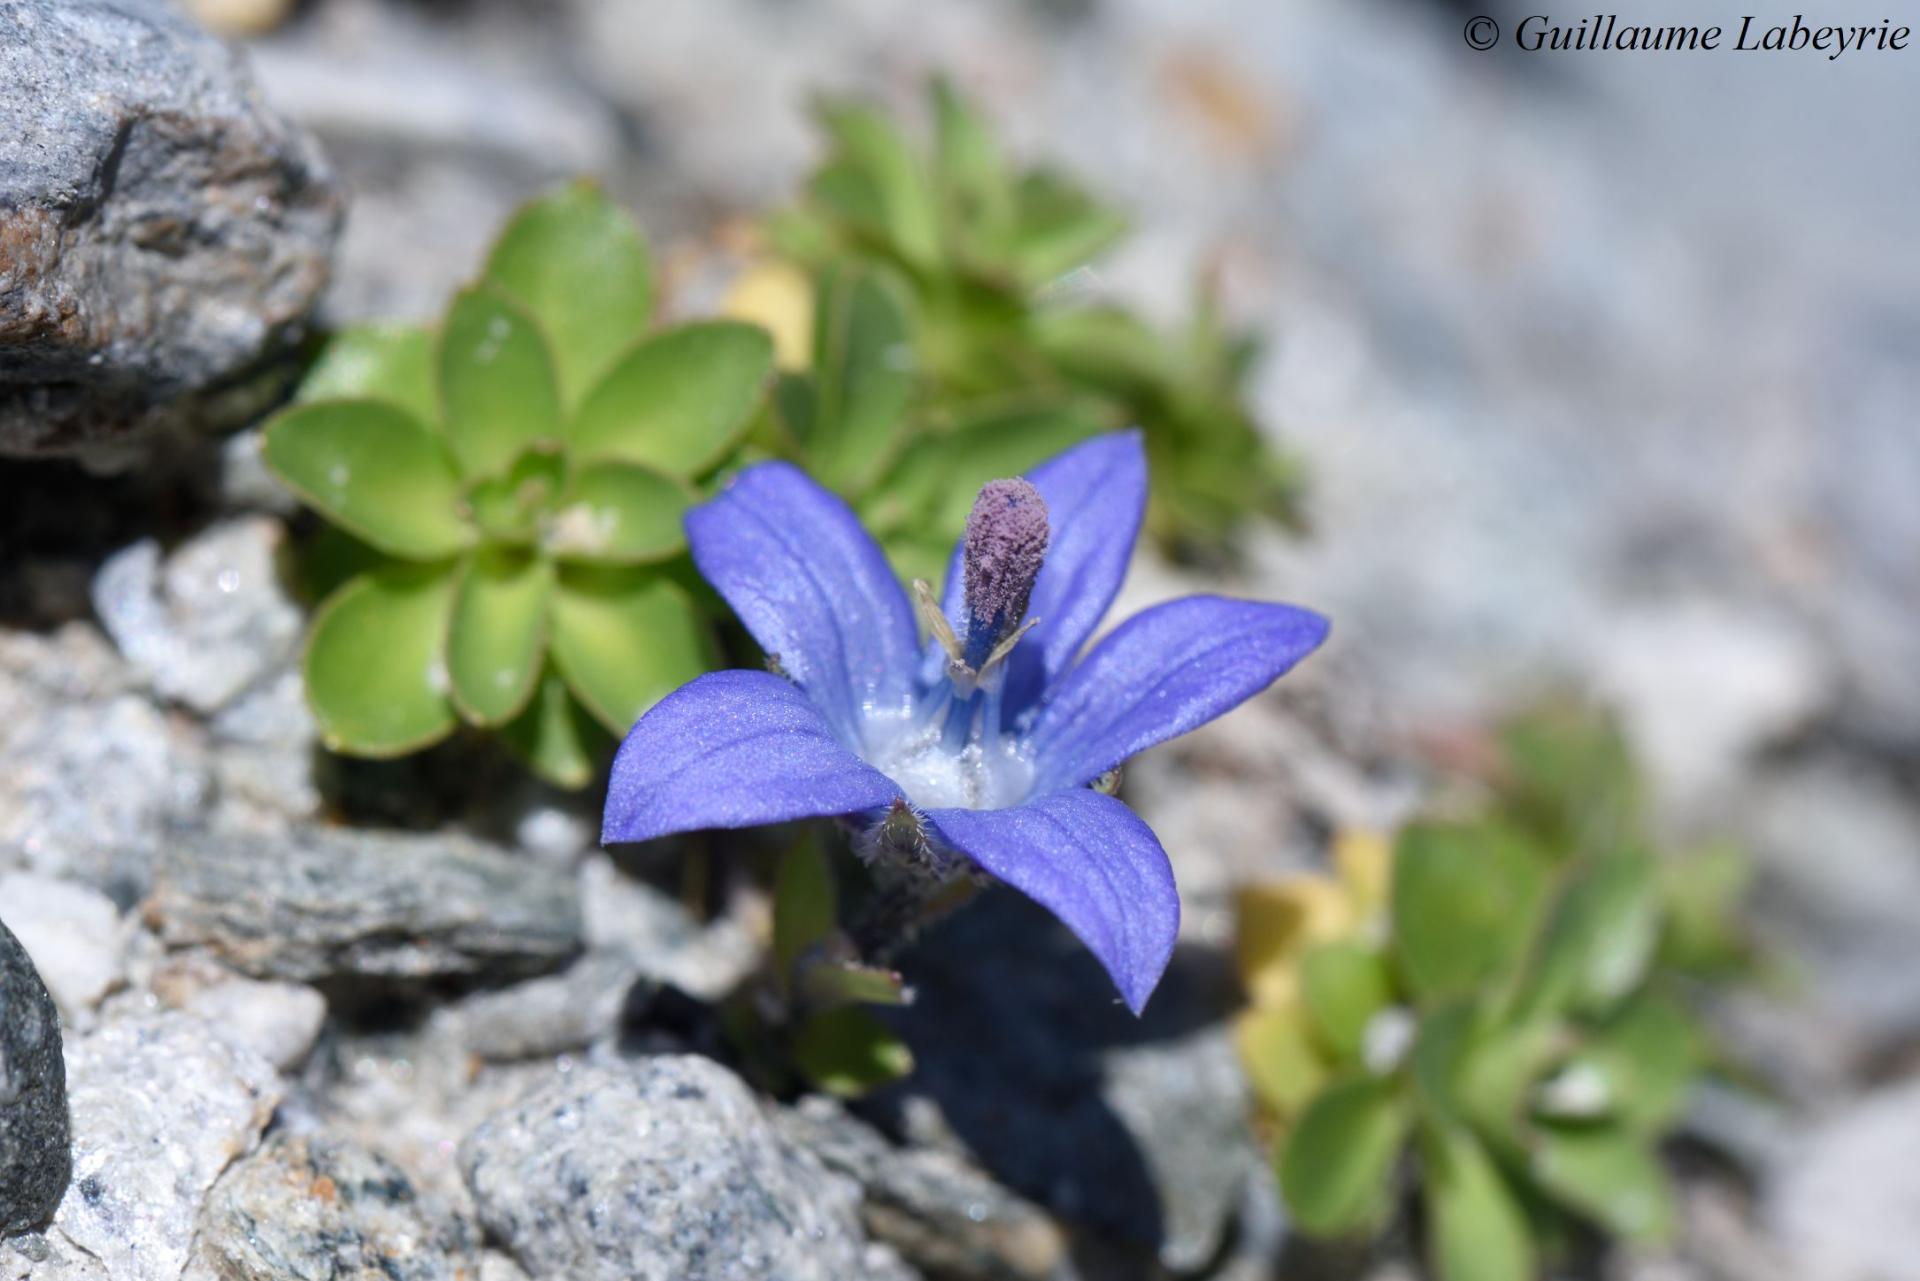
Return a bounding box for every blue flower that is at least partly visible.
[603,433,1328,1013]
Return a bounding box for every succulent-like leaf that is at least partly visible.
[264,400,474,560]
[446,548,553,726]
[464,447,568,544]
[485,180,655,407]
[773,837,838,986]
[1234,1000,1329,1120]
[931,77,1013,254]
[722,260,815,372]
[810,98,942,269]
[1234,876,1355,1011]
[1498,700,1643,857]
[1529,1123,1675,1244]
[1513,849,1659,1022]
[1278,1074,1408,1236]
[1391,822,1549,1006]
[500,667,608,790]
[801,265,916,494]
[549,461,693,564]
[1556,991,1701,1134]
[438,286,565,479]
[1419,1121,1536,1281]
[860,400,1106,538]
[799,962,908,1010]
[571,322,774,478]
[1007,169,1128,286]
[1659,841,1753,975]
[298,324,438,427]
[792,1006,915,1097]
[548,567,713,734]
[1302,941,1395,1066]
[304,563,459,756]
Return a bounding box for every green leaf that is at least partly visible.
[298,324,438,426]
[792,1006,915,1097]
[1277,1074,1408,1236]
[484,180,655,407]
[860,400,1106,538]
[1659,842,1753,975]
[446,548,552,726]
[1234,1004,1330,1120]
[1553,991,1701,1133]
[1513,849,1660,1022]
[548,460,693,564]
[304,564,458,756]
[1529,1123,1675,1244]
[806,266,915,492]
[1455,1018,1563,1148]
[930,78,1013,252]
[799,962,908,1010]
[1498,700,1643,857]
[810,98,942,269]
[1007,169,1128,285]
[263,400,474,560]
[1301,942,1395,1065]
[1391,822,1550,1006]
[774,837,838,984]
[438,286,565,479]
[548,567,712,734]
[500,667,608,789]
[570,322,774,477]
[1419,1121,1536,1281]
[464,446,568,544]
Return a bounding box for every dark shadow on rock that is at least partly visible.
[856,888,1243,1269]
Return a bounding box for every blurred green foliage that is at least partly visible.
[750,79,1305,576]
[1235,703,1752,1280]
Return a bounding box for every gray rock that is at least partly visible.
[192,1132,478,1281]
[444,950,643,1063]
[0,625,210,899]
[779,1098,1069,1281]
[0,0,340,455]
[0,920,69,1236]
[53,1013,280,1281]
[148,827,582,987]
[149,957,326,1071]
[207,669,323,824]
[459,1056,877,1281]
[577,855,758,1000]
[92,517,304,716]
[1765,1080,1920,1281]
[1,1233,106,1281]
[0,876,123,1019]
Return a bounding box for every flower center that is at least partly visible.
[861,477,1051,811]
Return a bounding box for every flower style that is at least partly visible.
[602,432,1328,1012]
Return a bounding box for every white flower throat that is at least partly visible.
[859,478,1050,812]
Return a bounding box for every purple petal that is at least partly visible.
[688,462,919,745]
[604,669,901,844]
[1027,595,1329,793]
[933,433,1147,714]
[926,789,1178,1015]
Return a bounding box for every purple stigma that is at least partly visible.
[962,478,1049,662]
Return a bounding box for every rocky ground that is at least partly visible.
[3,0,1918,1278]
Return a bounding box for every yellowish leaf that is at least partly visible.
[723,260,815,372]
[1235,876,1353,1009]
